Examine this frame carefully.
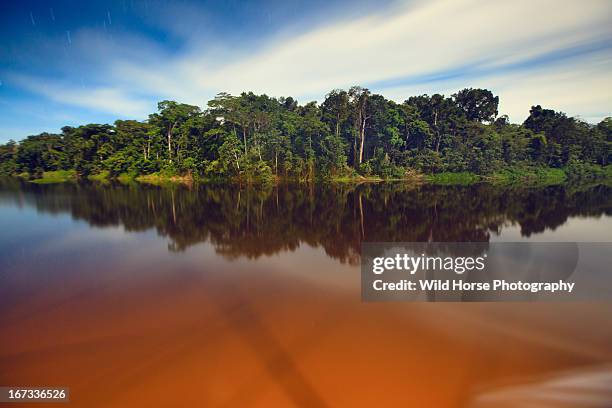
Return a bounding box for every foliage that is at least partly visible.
[425,172,481,185]
[564,160,609,181]
[0,88,609,183]
[29,170,76,184]
[489,166,567,186]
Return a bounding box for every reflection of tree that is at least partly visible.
[1,179,610,263]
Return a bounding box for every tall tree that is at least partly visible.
[453,88,499,122]
[149,101,201,162]
[349,86,371,166]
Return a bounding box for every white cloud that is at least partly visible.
[9,0,612,124]
[175,0,611,99]
[10,74,152,118]
[381,51,612,122]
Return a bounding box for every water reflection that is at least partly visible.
[0,179,611,407]
[0,178,610,262]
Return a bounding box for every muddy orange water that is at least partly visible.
[1,180,611,407]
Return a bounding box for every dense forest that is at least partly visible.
[0,87,610,182]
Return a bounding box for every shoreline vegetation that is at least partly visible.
[14,164,611,187]
[1,87,610,187]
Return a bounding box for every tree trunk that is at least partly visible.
[336,113,340,138]
[234,152,240,171]
[242,126,248,154]
[433,110,440,153]
[275,150,278,175]
[359,116,366,164]
[167,122,176,160]
[353,112,360,167]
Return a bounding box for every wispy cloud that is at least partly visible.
[381,49,612,122]
[9,74,152,118]
[184,0,611,97]
[2,0,611,140]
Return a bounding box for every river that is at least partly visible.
[0,179,611,407]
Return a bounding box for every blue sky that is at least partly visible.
[1,0,611,143]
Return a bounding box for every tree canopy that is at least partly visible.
[0,87,609,181]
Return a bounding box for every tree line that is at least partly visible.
[0,87,610,181]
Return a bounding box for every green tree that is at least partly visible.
[453,88,499,122]
[149,101,201,163]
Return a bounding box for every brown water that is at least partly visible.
[0,179,611,407]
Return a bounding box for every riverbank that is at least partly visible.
[26,170,77,184]
[16,164,612,187]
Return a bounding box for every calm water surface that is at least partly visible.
[0,179,611,407]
